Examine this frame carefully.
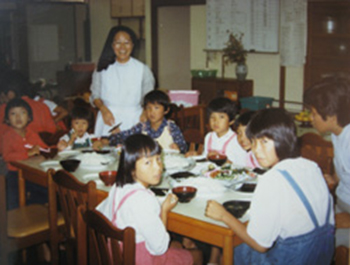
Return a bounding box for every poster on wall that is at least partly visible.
[29,25,59,62]
[207,0,279,53]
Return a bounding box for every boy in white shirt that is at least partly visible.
[304,76,350,249]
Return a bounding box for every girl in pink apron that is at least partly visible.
[203,97,238,164]
[96,134,202,265]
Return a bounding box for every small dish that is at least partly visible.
[208,154,227,166]
[99,171,117,186]
[223,200,251,218]
[60,159,80,172]
[172,186,197,203]
[170,172,196,180]
[237,183,257,193]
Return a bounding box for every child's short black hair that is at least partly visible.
[246,108,299,161]
[70,106,93,124]
[303,76,350,127]
[4,98,33,125]
[234,110,256,130]
[143,90,170,112]
[116,134,162,187]
[207,97,237,121]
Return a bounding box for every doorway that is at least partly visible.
[158,6,190,90]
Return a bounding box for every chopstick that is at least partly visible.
[108,122,122,133]
[24,144,50,153]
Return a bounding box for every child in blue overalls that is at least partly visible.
[205,108,335,264]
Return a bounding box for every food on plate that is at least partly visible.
[209,167,249,180]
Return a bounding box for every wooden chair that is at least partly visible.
[335,245,349,265]
[177,104,207,146]
[299,133,334,175]
[0,173,64,265]
[77,207,136,265]
[48,169,98,265]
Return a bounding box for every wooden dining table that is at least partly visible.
[11,153,252,265]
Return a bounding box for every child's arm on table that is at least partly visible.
[161,193,178,227]
[205,200,268,253]
[57,140,68,151]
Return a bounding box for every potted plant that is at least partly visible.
[223,32,248,80]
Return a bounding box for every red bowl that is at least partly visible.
[172,186,197,203]
[208,154,227,166]
[99,171,117,186]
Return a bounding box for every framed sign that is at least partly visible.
[207,0,279,53]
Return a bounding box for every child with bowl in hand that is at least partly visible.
[108,90,187,153]
[57,106,102,151]
[205,108,334,264]
[96,134,202,265]
[2,98,49,209]
[303,76,350,249]
[233,111,261,169]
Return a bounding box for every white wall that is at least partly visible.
[189,5,304,111]
[89,2,304,111]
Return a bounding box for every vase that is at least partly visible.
[235,62,248,81]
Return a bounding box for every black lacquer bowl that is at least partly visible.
[223,200,251,218]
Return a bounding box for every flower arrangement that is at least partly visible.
[223,32,247,64]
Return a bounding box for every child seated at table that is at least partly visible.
[57,106,101,151]
[2,98,49,209]
[303,76,350,249]
[205,108,335,264]
[107,90,187,153]
[233,111,261,169]
[96,134,202,265]
[201,97,241,164]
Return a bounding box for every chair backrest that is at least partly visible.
[177,104,207,145]
[78,208,136,265]
[48,169,98,265]
[299,133,334,175]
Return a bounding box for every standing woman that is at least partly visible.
[90,26,155,137]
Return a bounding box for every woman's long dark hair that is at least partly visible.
[97,25,138,72]
[116,134,162,187]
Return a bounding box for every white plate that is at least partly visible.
[58,150,81,158]
[162,148,180,154]
[163,153,195,172]
[40,160,61,171]
[75,153,116,170]
[82,173,104,186]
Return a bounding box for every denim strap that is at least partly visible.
[278,169,319,228]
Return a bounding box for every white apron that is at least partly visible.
[94,59,144,137]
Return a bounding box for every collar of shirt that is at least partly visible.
[211,128,235,141]
[145,118,168,139]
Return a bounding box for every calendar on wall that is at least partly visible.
[207,0,279,53]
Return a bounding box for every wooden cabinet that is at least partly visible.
[192,78,253,105]
[110,0,144,17]
[305,1,350,89]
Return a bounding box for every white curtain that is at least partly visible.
[280,0,307,67]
